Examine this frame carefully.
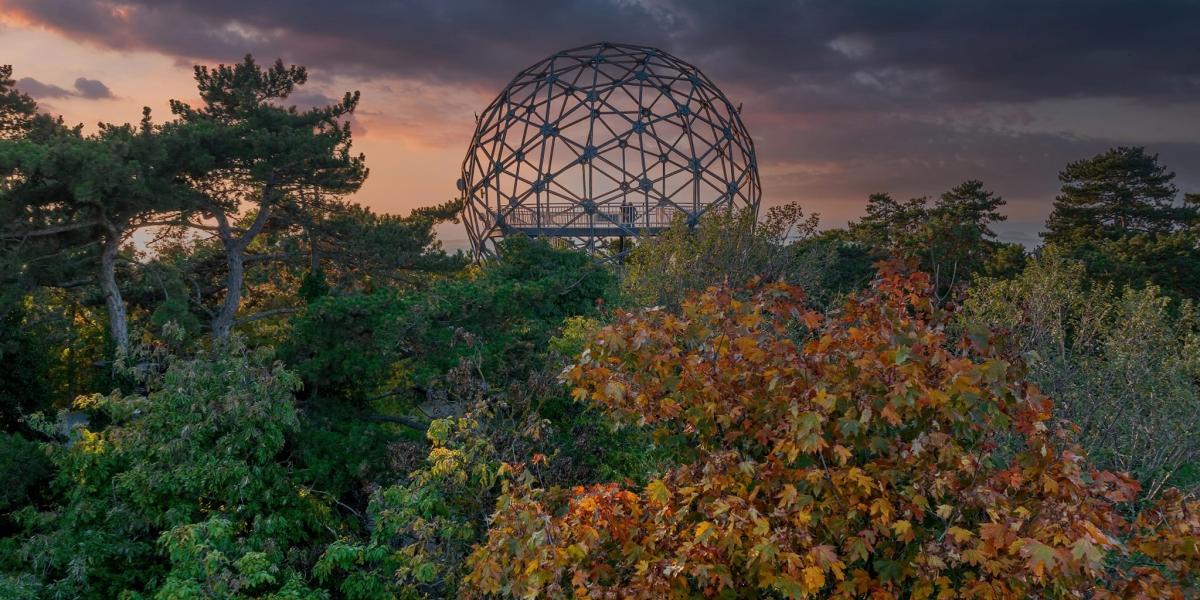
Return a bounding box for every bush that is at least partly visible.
[622,204,875,313]
[964,251,1200,497]
[313,358,685,599]
[0,432,51,522]
[466,266,1199,598]
[284,236,616,405]
[3,346,336,598]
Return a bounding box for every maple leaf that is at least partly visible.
[1023,540,1060,578]
[802,566,825,592]
[948,527,974,544]
[892,520,915,542]
[465,269,1199,600]
[1070,537,1104,568]
[645,479,671,506]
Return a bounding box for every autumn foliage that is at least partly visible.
[466,266,1200,598]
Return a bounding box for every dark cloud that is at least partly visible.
[73,76,113,99]
[16,76,72,98]
[5,0,1197,104]
[14,74,115,100]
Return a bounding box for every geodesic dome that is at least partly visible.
[459,42,760,258]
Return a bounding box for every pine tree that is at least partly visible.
[1043,147,1200,298]
[167,55,368,342]
[1045,147,1189,243]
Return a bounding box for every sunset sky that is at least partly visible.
[3,0,1198,250]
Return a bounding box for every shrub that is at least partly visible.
[0,432,51,531]
[3,346,335,598]
[466,266,1199,598]
[284,236,617,405]
[622,203,829,307]
[964,251,1200,497]
[314,360,685,598]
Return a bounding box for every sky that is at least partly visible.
[2,0,1199,250]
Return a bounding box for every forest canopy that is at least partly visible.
[1,57,1198,599]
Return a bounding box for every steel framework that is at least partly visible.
[459,42,760,258]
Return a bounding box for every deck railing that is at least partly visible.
[501,202,684,232]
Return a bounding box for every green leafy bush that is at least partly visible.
[2,346,337,598]
[0,432,51,520]
[313,360,684,598]
[964,251,1200,497]
[284,236,616,405]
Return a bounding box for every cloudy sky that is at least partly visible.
[3,0,1199,248]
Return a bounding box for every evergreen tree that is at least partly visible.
[0,65,38,140]
[1,108,195,352]
[1045,146,1189,242]
[852,192,928,251]
[926,179,1010,283]
[850,181,1019,292]
[1043,147,1200,297]
[167,55,367,342]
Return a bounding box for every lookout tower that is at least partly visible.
[459,42,760,258]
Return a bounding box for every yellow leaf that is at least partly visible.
[778,483,798,507]
[803,566,825,591]
[948,527,973,544]
[524,558,540,575]
[646,479,671,505]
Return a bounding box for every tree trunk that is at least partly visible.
[210,186,274,344]
[99,232,130,354]
[211,246,244,343]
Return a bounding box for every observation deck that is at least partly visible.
[488,202,690,239]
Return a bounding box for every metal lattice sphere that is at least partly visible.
[459,42,761,258]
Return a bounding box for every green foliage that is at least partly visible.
[284,289,406,404]
[291,406,396,504]
[285,236,616,404]
[0,64,64,141]
[315,200,466,287]
[0,65,37,139]
[622,202,834,309]
[314,365,681,598]
[0,300,52,430]
[3,346,335,598]
[1042,146,1200,298]
[154,516,329,600]
[782,231,877,310]
[964,251,1200,497]
[1045,146,1190,241]
[168,55,367,201]
[315,402,509,599]
[6,55,1200,599]
[0,431,51,518]
[849,180,1018,293]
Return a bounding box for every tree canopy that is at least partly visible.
[1043,146,1200,297]
[1,55,1199,600]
